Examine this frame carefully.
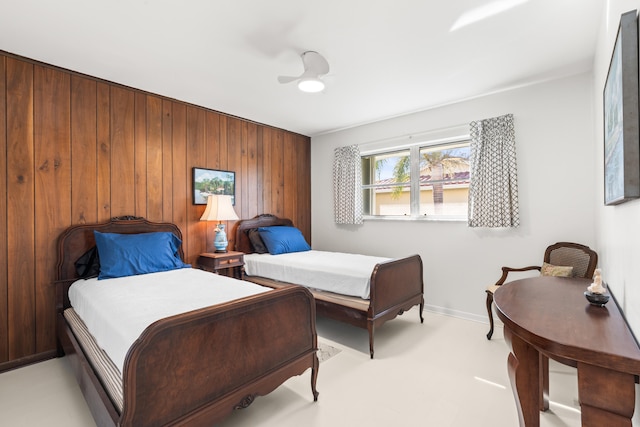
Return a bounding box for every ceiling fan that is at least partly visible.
[278,51,330,93]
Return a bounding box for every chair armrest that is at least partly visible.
[494,266,541,286]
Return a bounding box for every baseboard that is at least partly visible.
[0,350,57,374]
[423,303,503,326]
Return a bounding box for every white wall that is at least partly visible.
[310,2,640,418]
[311,72,596,322]
[594,0,640,342]
[595,3,640,421]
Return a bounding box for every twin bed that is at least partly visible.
[234,214,425,359]
[56,214,424,426]
[56,217,319,427]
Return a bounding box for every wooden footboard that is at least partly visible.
[311,254,424,358]
[58,284,318,427]
[121,285,318,427]
[366,254,424,357]
[370,254,424,323]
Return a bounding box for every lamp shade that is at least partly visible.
[200,195,239,221]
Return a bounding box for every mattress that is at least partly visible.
[243,250,390,299]
[69,268,270,374]
[64,308,124,413]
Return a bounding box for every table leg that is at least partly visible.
[577,362,635,427]
[539,353,549,411]
[504,327,540,427]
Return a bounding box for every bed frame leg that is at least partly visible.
[311,354,319,401]
[368,323,375,359]
[419,299,424,324]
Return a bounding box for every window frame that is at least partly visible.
[361,135,470,222]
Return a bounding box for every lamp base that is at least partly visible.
[213,224,229,253]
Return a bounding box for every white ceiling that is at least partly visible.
[0,0,604,137]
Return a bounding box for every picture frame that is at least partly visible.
[192,167,236,205]
[603,10,640,206]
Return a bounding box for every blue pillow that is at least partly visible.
[94,231,191,279]
[257,226,311,255]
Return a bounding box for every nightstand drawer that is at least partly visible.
[198,251,245,279]
[216,256,243,267]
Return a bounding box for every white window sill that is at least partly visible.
[362,215,467,223]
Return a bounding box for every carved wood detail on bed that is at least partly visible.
[233,214,425,359]
[55,216,319,427]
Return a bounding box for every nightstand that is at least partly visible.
[198,251,245,280]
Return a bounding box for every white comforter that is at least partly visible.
[69,268,269,374]
[244,250,390,299]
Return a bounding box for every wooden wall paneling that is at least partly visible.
[70,76,98,225]
[205,112,220,170]
[0,55,8,362]
[239,122,248,219]
[226,117,242,244]
[297,134,311,241]
[0,52,312,368]
[146,95,163,222]
[110,86,135,217]
[34,65,71,353]
[283,132,297,225]
[260,128,272,215]
[161,100,173,222]
[96,82,111,222]
[171,103,188,259]
[227,117,242,184]
[134,92,147,219]
[256,127,264,216]
[270,128,285,218]
[217,115,228,170]
[6,57,36,359]
[244,122,258,220]
[186,106,207,260]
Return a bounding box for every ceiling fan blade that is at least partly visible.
[302,51,329,76]
[278,51,330,87]
[278,75,301,84]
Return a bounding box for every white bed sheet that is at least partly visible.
[69,268,269,374]
[244,250,390,299]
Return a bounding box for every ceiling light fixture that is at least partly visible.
[297,77,325,93]
[278,51,330,93]
[450,0,529,31]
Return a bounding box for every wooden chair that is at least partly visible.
[485,242,598,340]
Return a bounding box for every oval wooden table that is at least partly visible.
[494,276,640,427]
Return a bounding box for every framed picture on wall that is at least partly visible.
[603,9,640,205]
[192,167,236,205]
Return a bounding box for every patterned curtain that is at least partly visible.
[468,114,519,228]
[333,145,363,224]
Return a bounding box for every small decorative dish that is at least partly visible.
[584,291,610,306]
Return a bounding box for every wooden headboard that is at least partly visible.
[233,214,294,254]
[56,216,184,283]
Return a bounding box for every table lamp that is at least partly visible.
[200,194,239,252]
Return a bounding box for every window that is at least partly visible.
[362,139,470,220]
